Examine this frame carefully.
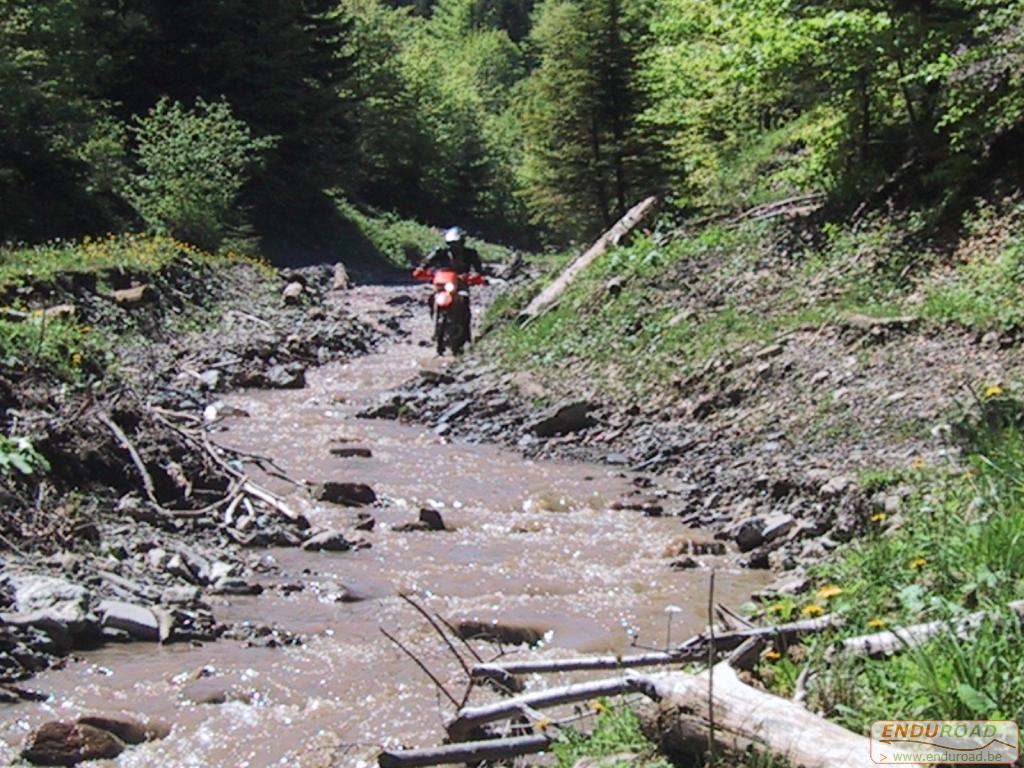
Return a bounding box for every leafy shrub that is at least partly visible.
[127,98,276,251]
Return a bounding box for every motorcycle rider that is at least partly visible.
[424,226,485,342]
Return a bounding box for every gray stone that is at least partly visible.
[301,530,353,552]
[761,513,795,542]
[282,282,304,305]
[530,401,597,437]
[98,600,161,642]
[312,481,377,506]
[733,517,765,552]
[820,475,854,497]
[265,364,306,389]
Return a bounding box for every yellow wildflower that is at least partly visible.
[767,602,786,615]
[71,353,83,367]
[984,384,1004,398]
[80,325,92,335]
[762,649,781,661]
[592,701,606,714]
[910,556,927,570]
[802,604,825,618]
[871,512,887,523]
[911,456,926,470]
[536,717,551,732]
[867,618,886,629]
[816,584,843,600]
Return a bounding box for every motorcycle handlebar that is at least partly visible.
[412,268,488,286]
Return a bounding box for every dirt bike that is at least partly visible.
[412,267,487,355]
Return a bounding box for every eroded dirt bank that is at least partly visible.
[2,281,766,767]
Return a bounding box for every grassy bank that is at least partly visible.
[479,200,1024,403]
[754,388,1024,731]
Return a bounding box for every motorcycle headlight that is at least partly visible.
[444,282,456,293]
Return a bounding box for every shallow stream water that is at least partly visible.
[1,286,767,767]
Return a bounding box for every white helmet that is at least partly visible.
[444,226,466,245]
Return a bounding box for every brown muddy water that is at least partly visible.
[1,286,768,767]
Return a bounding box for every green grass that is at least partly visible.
[0,233,236,291]
[550,702,671,768]
[0,234,248,383]
[754,387,1024,732]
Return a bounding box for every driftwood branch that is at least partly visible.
[472,612,842,684]
[378,734,552,768]
[518,196,658,322]
[833,599,1024,660]
[447,676,645,742]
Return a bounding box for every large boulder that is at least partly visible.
[455,619,548,647]
[22,721,125,766]
[529,401,597,437]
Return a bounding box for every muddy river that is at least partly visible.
[1,286,768,767]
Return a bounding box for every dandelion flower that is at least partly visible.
[71,353,83,367]
[984,384,1004,398]
[762,649,781,661]
[802,604,825,618]
[767,602,786,615]
[909,556,927,570]
[592,701,606,714]
[871,512,887,523]
[536,717,551,732]
[816,584,843,600]
[867,618,886,629]
[911,456,926,470]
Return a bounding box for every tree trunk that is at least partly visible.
[518,195,657,322]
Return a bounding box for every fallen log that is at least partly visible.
[471,612,841,684]
[649,663,926,768]
[833,599,1024,660]
[518,196,658,323]
[447,676,644,741]
[378,734,552,768]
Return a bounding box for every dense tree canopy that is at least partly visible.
[2,0,1022,249]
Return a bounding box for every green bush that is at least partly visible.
[127,98,276,252]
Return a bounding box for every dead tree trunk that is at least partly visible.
[649,664,926,768]
[518,195,658,323]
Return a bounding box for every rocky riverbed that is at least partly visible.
[1,265,770,766]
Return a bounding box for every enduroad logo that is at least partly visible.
[870,720,1019,764]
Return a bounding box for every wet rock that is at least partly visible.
[113,284,153,305]
[209,578,263,596]
[331,263,350,291]
[438,400,472,424]
[97,600,163,643]
[663,537,726,557]
[761,513,795,543]
[353,513,375,532]
[313,481,377,507]
[2,575,98,652]
[820,475,854,498]
[301,530,353,552]
[732,518,765,552]
[329,446,373,459]
[455,620,546,647]
[670,556,701,570]
[394,508,448,532]
[265,364,306,389]
[282,282,305,305]
[161,586,202,605]
[753,573,809,602]
[22,721,125,765]
[76,715,170,745]
[530,401,597,437]
[419,369,455,385]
